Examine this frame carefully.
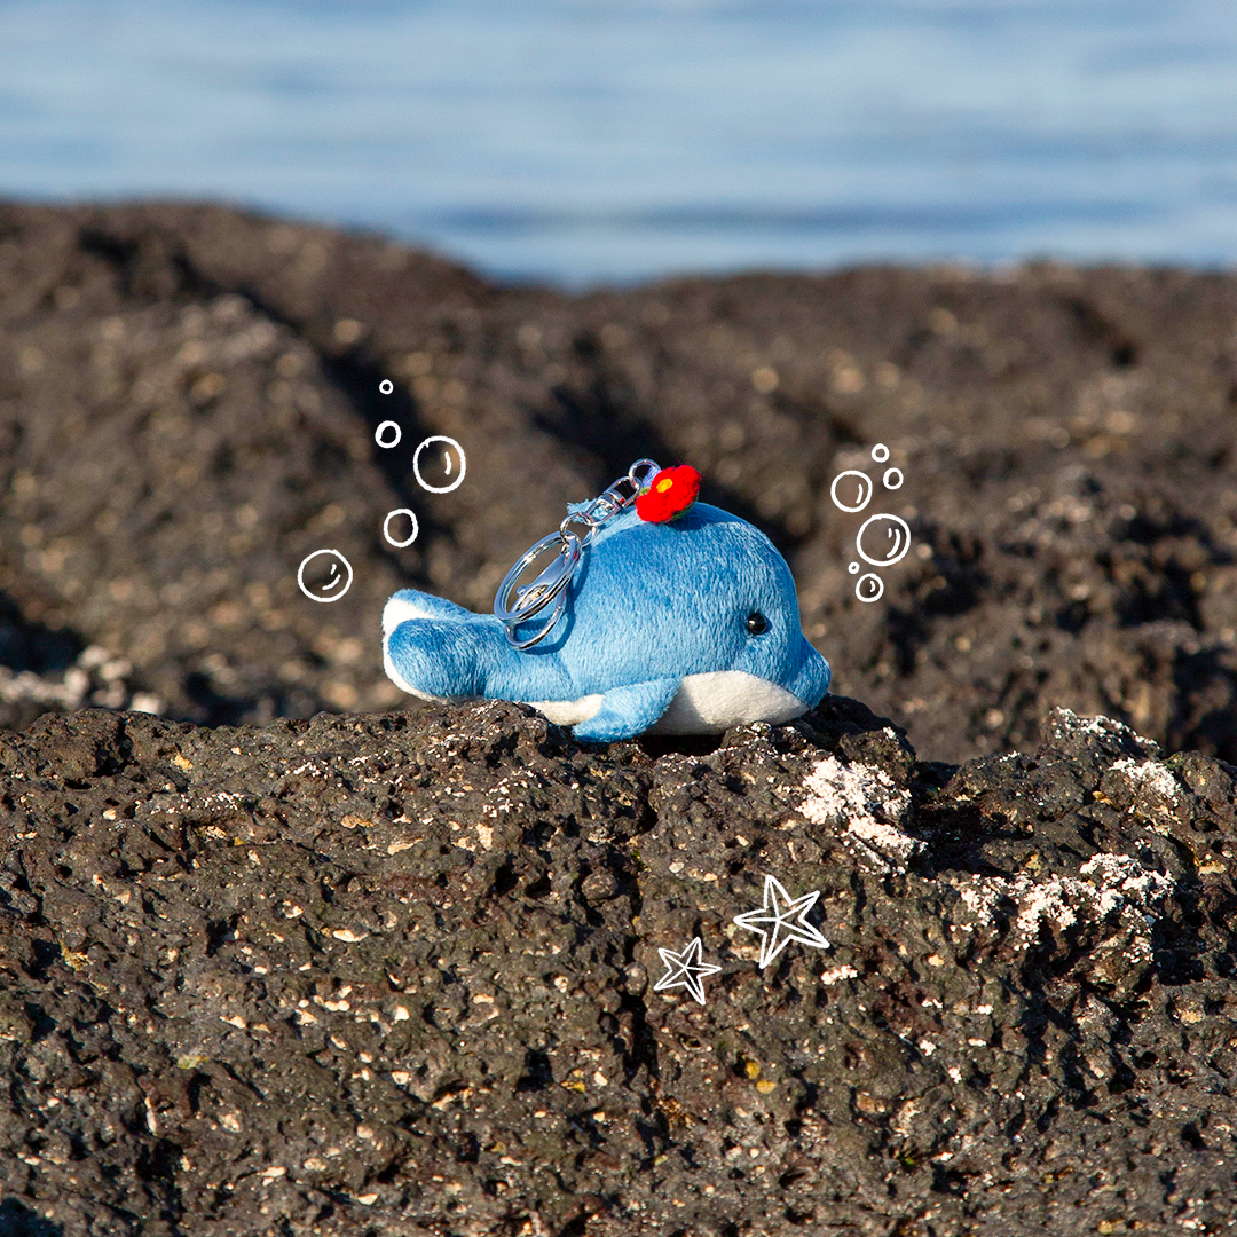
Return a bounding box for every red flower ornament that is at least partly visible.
[636,464,701,523]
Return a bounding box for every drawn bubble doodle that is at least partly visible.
[829,443,912,602]
[383,508,419,548]
[856,513,912,568]
[379,378,394,395]
[298,549,354,603]
[855,572,884,602]
[375,420,402,449]
[829,470,873,513]
[413,435,466,494]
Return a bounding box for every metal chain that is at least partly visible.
[494,458,660,649]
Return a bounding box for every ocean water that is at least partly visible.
[1,0,1235,286]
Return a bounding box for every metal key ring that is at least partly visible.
[493,458,662,649]
[494,530,582,649]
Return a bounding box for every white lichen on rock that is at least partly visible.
[819,965,859,986]
[1047,707,1142,743]
[1110,756,1181,804]
[953,850,1172,958]
[800,755,919,872]
[1080,852,1171,917]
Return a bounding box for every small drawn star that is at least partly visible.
[732,874,829,969]
[653,937,723,1005]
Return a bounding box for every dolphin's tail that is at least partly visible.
[382,590,508,702]
[383,587,583,708]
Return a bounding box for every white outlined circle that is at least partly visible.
[856,513,912,567]
[379,378,394,395]
[413,435,466,494]
[883,467,904,490]
[856,572,884,602]
[375,420,402,449]
[829,470,873,513]
[872,442,890,463]
[297,549,354,603]
[848,561,860,574]
[383,509,419,548]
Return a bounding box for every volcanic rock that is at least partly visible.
[3,698,1236,1234]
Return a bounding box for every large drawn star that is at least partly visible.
[653,936,723,1005]
[732,874,829,969]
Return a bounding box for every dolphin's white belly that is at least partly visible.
[530,670,807,734]
[530,694,606,725]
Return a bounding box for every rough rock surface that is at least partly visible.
[2,201,1236,763]
[4,698,1237,1234]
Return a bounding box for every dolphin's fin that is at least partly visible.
[571,677,680,743]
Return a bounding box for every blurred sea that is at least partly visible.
[2,0,1236,286]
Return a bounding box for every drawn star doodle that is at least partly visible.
[653,937,723,1005]
[732,875,829,969]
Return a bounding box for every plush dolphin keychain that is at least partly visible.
[382,459,831,742]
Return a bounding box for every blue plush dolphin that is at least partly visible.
[382,500,831,743]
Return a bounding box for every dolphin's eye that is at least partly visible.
[746,612,768,635]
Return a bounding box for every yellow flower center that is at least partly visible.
[655,476,674,493]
